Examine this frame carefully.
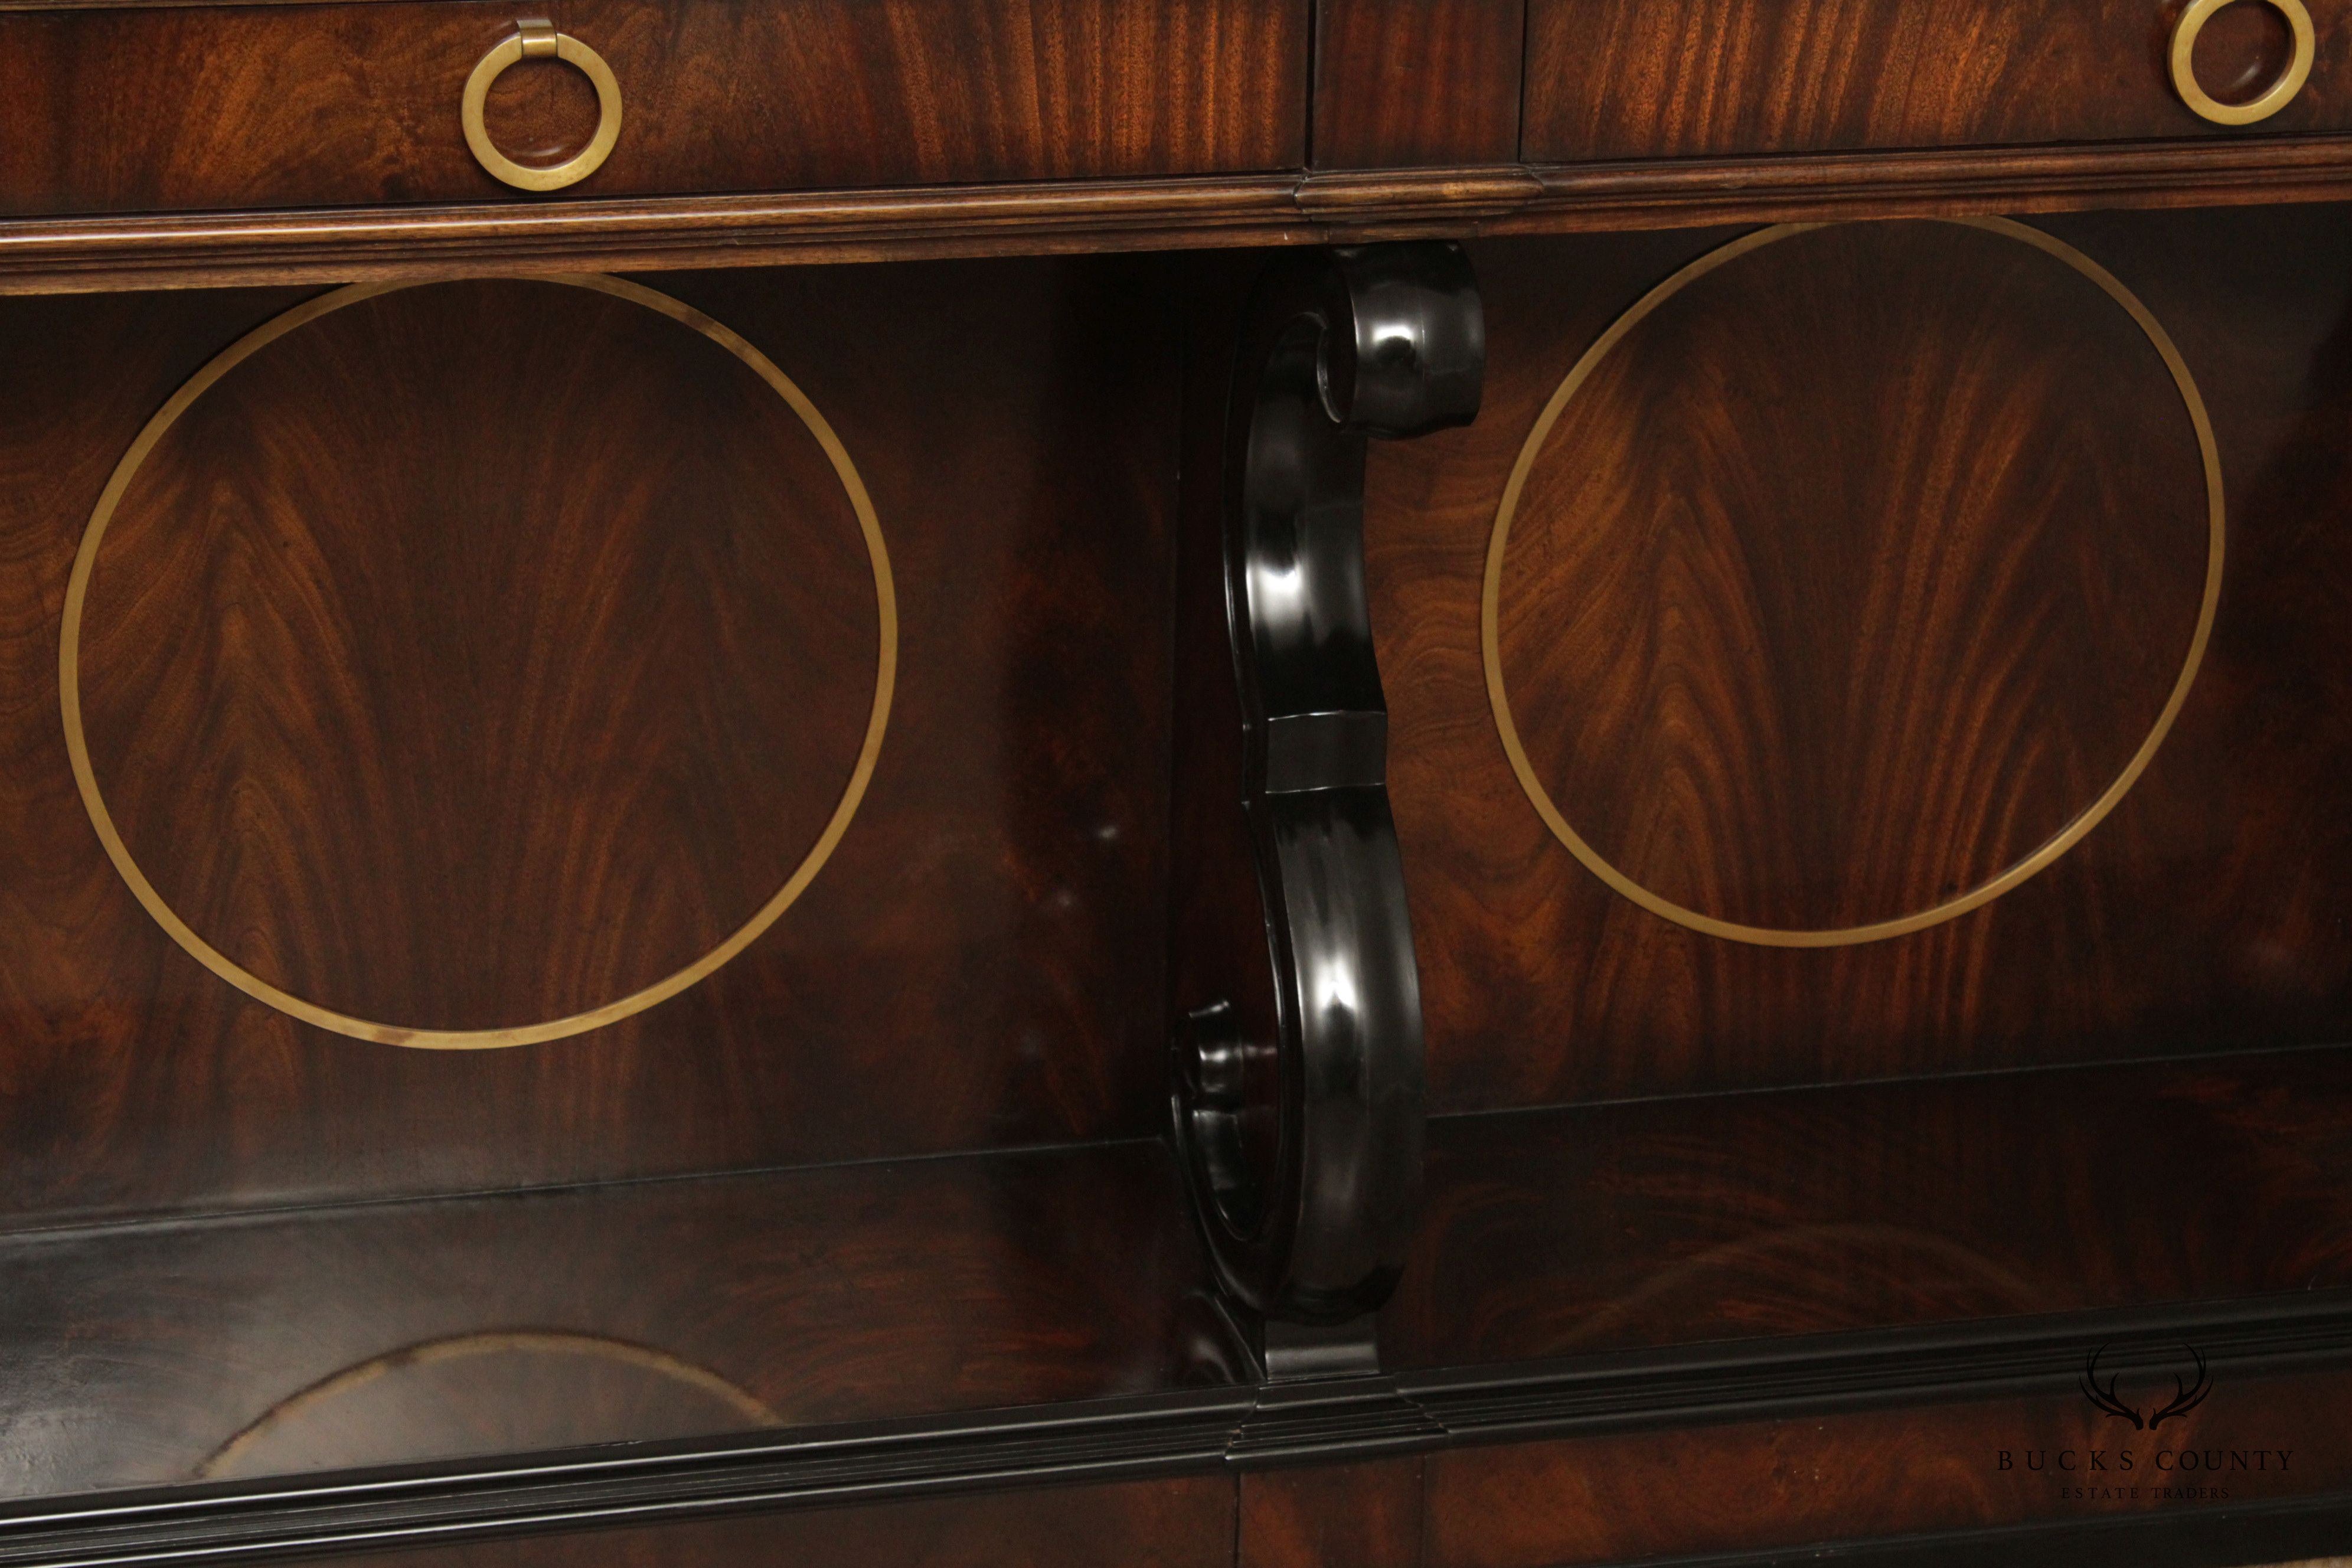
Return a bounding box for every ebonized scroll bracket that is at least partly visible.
[1170,241,1483,1345]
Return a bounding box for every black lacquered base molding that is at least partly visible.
[7,1290,2352,1566]
[1396,1288,2352,1440]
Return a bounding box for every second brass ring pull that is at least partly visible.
[2171,0,2315,126]
[462,18,623,191]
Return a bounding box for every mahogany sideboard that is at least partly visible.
[5,0,2352,1564]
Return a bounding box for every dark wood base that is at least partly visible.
[7,1047,2352,1560]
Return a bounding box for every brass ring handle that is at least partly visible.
[461,18,623,191]
[2170,0,2315,125]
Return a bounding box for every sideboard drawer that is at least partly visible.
[0,0,1307,217]
[1525,0,2351,161]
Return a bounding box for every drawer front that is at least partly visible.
[1525,0,2351,161]
[0,0,1307,217]
[1311,0,1525,168]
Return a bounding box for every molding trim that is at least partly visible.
[8,135,2352,292]
[0,1394,1259,1567]
[1396,1289,2352,1442]
[6,1291,2352,1564]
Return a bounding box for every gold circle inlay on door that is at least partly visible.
[61,275,896,1047]
[1482,218,2223,948]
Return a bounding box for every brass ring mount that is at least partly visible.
[2171,0,2315,125]
[462,18,623,191]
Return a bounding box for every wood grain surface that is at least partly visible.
[1311,0,1523,169]
[1383,1046,2352,1367]
[1490,219,2208,936]
[0,255,1180,1221]
[1239,1458,1425,1568]
[76,277,876,1035]
[0,0,1307,218]
[0,1139,1224,1497]
[279,1476,1239,1568]
[1421,1367,2352,1567]
[1525,0,2350,161]
[1368,204,2352,1108]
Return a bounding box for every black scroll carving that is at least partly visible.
[1170,242,1484,1341]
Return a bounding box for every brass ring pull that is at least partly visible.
[461,18,623,191]
[2170,0,2315,126]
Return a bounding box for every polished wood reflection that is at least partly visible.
[1384,1046,2352,1367]
[0,1139,1223,1497]
[202,1331,778,1481]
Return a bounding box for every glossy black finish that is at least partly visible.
[6,1291,2351,1566]
[1396,1288,2352,1440]
[1171,243,1483,1328]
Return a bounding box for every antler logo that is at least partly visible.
[2080,1343,2213,1431]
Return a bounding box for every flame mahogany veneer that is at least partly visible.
[1521,0,2352,162]
[1373,205,2352,1108]
[6,4,2352,1565]
[0,0,1308,217]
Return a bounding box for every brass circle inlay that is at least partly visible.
[1481,217,2224,949]
[2171,0,2315,126]
[462,21,625,191]
[61,274,897,1048]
